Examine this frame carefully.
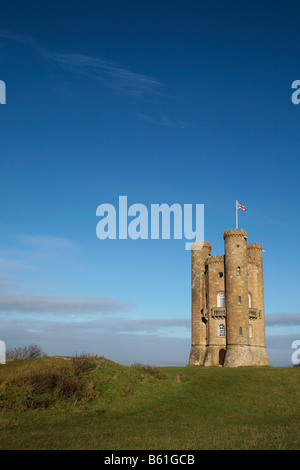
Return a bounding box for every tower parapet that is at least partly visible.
[247,243,263,262]
[207,255,224,264]
[223,228,248,240]
[191,240,211,252]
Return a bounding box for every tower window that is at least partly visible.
[237,266,241,275]
[218,324,225,337]
[239,327,243,335]
[249,324,253,338]
[218,272,223,278]
[217,292,226,308]
[238,296,241,304]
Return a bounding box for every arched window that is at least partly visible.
[249,324,253,338]
[239,327,243,335]
[237,266,241,275]
[218,323,225,337]
[238,296,242,304]
[217,293,226,307]
[248,294,251,308]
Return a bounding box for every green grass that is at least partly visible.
[0,356,299,450]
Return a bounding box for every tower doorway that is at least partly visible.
[219,348,226,366]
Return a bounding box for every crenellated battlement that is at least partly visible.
[207,255,224,264]
[223,228,248,240]
[248,242,263,251]
[191,241,211,251]
[247,242,263,264]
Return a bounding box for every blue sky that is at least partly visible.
[0,1,299,366]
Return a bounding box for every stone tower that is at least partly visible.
[189,241,211,366]
[188,228,270,367]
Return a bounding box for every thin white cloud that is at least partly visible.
[0,30,164,98]
[0,257,37,272]
[265,313,300,327]
[136,112,193,128]
[0,30,38,47]
[0,315,188,333]
[0,292,134,315]
[44,51,164,97]
[0,234,81,277]
[93,317,190,333]
[14,234,79,251]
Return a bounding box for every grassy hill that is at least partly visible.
[0,355,299,450]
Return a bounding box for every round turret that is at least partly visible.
[247,242,263,265]
[223,228,253,367]
[189,241,211,365]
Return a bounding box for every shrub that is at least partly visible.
[71,354,92,376]
[131,363,167,380]
[176,372,189,382]
[56,374,79,399]
[23,369,57,393]
[6,344,46,360]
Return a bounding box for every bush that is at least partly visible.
[23,369,57,393]
[131,363,167,380]
[56,374,79,399]
[2,359,87,409]
[71,354,92,376]
[6,344,46,360]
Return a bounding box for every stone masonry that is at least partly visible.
[188,228,270,367]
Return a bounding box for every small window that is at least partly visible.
[217,293,226,307]
[237,244,240,248]
[239,327,242,335]
[249,324,253,338]
[237,266,241,275]
[218,323,225,337]
[218,272,223,278]
[238,296,241,304]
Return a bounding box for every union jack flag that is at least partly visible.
[237,201,246,211]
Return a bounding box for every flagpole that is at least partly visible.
[236,200,238,229]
